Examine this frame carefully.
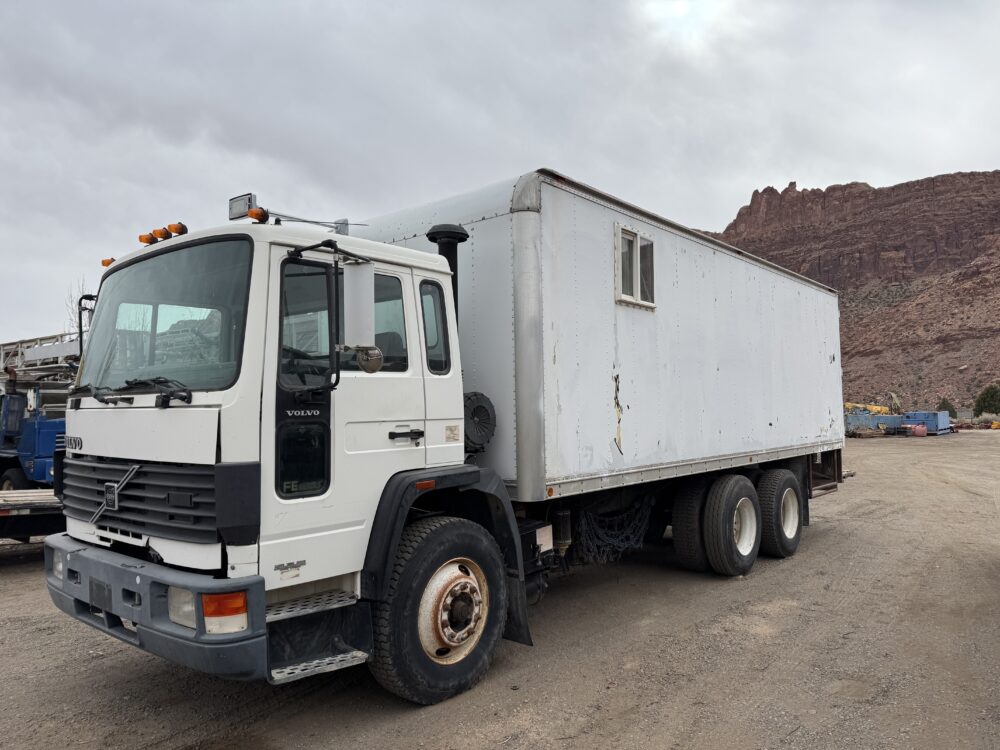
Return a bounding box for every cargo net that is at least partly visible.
[574,494,654,564]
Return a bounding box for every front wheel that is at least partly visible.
[369,516,508,704]
[703,474,761,576]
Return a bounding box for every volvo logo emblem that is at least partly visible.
[285,409,321,417]
[103,482,119,511]
[65,436,83,451]
[90,464,141,524]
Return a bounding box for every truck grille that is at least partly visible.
[54,435,66,451]
[61,455,217,544]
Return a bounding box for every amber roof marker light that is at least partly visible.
[101,258,115,267]
[247,206,270,223]
[138,232,158,245]
[152,227,172,240]
[167,222,188,235]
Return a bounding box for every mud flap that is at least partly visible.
[503,574,533,646]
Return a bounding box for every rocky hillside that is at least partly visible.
[710,171,1000,409]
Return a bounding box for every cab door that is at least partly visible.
[413,272,464,467]
[259,245,426,590]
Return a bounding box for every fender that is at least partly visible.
[361,465,532,646]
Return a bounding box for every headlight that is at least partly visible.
[52,550,64,580]
[167,586,196,629]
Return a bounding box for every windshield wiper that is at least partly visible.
[68,382,111,403]
[116,377,193,407]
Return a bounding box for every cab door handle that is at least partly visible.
[389,429,424,441]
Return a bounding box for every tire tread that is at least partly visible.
[369,516,504,704]
[757,469,801,558]
[703,474,759,576]
[672,482,710,572]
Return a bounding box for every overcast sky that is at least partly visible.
[1,0,998,339]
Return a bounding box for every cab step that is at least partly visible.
[265,589,357,623]
[268,650,369,685]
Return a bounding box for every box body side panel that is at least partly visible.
[538,182,844,485]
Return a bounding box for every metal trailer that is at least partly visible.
[0,490,64,541]
[357,169,845,504]
[903,411,951,435]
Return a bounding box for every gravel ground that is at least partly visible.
[1,432,997,749]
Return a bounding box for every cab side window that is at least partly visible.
[279,262,331,390]
[419,281,450,374]
[339,274,408,372]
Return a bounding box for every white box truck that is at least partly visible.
[45,169,843,704]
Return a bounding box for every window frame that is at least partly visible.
[614,222,656,309]
[274,256,335,500]
[419,280,451,375]
[83,235,254,393]
[276,258,336,392]
[336,271,410,374]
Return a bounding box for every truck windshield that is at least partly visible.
[78,238,253,392]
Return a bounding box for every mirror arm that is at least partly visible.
[287,239,371,264]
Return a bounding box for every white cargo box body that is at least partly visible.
[359,169,844,503]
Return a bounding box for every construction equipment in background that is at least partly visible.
[844,402,890,415]
[0,333,78,540]
[845,409,951,438]
[886,392,903,415]
[1,332,80,374]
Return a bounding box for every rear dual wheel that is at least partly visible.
[703,475,762,576]
[672,481,711,572]
[756,469,803,558]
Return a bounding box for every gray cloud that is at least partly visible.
[1,0,998,338]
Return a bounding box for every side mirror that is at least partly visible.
[342,261,382,373]
[77,294,97,359]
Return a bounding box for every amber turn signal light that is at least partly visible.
[138,233,158,245]
[167,222,188,235]
[101,258,115,267]
[152,227,172,240]
[247,206,269,223]
[201,591,248,618]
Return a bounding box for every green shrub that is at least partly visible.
[936,397,957,419]
[973,384,1000,417]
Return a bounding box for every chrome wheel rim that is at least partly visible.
[733,496,756,556]
[780,487,799,539]
[417,557,489,665]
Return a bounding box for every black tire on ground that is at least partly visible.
[703,474,761,577]
[671,481,710,572]
[369,516,508,705]
[756,469,803,558]
[1,468,31,491]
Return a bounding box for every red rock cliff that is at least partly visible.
[711,171,1000,409]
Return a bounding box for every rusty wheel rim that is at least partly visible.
[417,557,489,665]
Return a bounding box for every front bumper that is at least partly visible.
[44,533,267,680]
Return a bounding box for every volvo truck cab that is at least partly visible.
[45,208,531,705]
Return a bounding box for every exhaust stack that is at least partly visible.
[426,224,469,314]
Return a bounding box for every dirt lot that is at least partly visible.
[1,433,998,749]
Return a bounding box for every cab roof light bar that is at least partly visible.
[229,192,353,235]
